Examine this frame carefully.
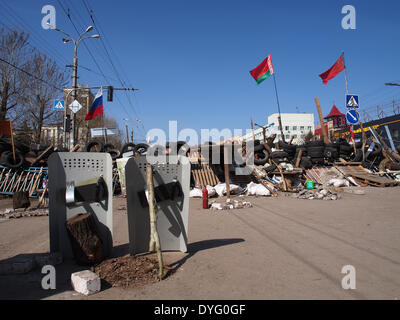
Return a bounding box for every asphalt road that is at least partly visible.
[0,187,399,300]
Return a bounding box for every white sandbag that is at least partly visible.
[189,188,202,198]
[206,185,217,197]
[214,183,243,196]
[247,182,271,196]
[214,183,226,197]
[327,178,350,188]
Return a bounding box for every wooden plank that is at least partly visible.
[31,145,53,166]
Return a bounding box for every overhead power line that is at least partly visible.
[0,57,64,91]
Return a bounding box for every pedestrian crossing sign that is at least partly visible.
[346,95,359,109]
[54,100,65,111]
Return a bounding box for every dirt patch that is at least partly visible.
[94,254,169,288]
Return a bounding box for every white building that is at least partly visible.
[242,113,315,144]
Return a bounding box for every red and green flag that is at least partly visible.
[250,54,274,84]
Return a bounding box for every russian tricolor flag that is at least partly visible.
[85,87,103,121]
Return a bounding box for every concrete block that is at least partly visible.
[71,270,101,296]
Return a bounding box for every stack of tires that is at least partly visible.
[305,141,325,165]
[324,143,340,162]
[0,139,29,169]
[278,141,296,159]
[293,145,313,169]
[254,143,269,165]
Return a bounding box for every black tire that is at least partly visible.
[306,140,325,147]
[254,150,269,165]
[352,149,363,162]
[278,141,296,152]
[108,149,120,160]
[14,141,30,154]
[299,157,313,169]
[0,151,24,168]
[86,141,104,152]
[254,144,266,152]
[324,148,339,160]
[294,146,307,158]
[368,143,382,158]
[270,150,289,159]
[103,143,115,153]
[311,157,325,165]
[264,164,277,173]
[120,143,136,155]
[307,146,325,158]
[133,143,149,155]
[324,143,339,151]
[339,144,353,154]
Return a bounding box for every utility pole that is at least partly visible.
[48,23,100,147]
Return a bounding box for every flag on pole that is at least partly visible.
[319,53,345,84]
[85,87,104,121]
[250,54,274,84]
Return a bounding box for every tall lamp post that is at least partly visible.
[48,23,100,147]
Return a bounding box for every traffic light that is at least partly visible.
[107,86,114,102]
[65,114,71,132]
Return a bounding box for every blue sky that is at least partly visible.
[1,0,400,142]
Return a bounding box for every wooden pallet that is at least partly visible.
[334,164,398,187]
[191,163,220,188]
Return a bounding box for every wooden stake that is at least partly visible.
[224,145,231,198]
[146,164,164,280]
[315,97,330,143]
[9,122,16,163]
[295,149,303,168]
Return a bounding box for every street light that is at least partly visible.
[48,23,100,147]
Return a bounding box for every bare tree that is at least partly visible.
[0,28,31,121]
[24,52,67,143]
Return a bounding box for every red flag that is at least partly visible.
[319,54,345,84]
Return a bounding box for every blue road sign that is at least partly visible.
[346,109,359,125]
[54,100,65,111]
[346,94,359,109]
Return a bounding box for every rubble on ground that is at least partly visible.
[210,199,253,211]
[0,208,49,219]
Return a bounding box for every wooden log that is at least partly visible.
[65,213,103,266]
[315,97,331,143]
[146,164,164,280]
[31,145,54,166]
[69,144,80,152]
[295,149,303,168]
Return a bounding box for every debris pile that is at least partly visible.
[294,188,339,201]
[0,208,49,219]
[210,199,253,211]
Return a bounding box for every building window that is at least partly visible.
[285,135,290,140]
[285,126,289,131]
[292,126,297,130]
[300,126,304,130]
[307,126,312,130]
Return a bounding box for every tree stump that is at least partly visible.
[65,213,103,266]
[13,191,30,210]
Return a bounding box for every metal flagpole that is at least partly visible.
[343,52,367,159]
[272,73,285,142]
